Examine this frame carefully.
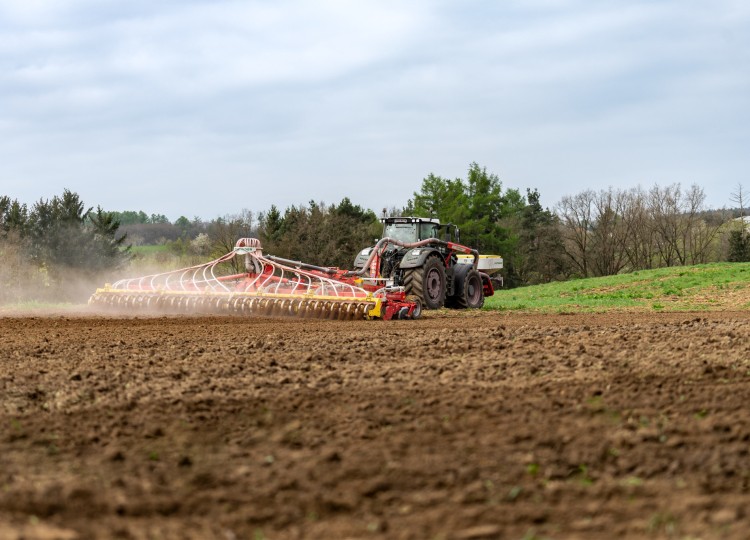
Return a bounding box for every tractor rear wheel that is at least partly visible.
[404,256,446,309]
[449,265,484,309]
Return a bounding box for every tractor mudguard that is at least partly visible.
[480,272,495,297]
[353,247,373,269]
[398,247,442,269]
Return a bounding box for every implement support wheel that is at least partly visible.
[449,264,485,309]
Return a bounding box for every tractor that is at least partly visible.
[351,217,503,311]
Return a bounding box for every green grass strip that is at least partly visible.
[484,263,750,313]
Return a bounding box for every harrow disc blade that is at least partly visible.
[89,290,377,321]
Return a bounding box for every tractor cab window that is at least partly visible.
[383,223,418,243]
[419,223,439,240]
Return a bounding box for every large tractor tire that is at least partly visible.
[403,256,446,309]
[448,264,484,309]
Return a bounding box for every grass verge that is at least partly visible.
[484,263,750,313]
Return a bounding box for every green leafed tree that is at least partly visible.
[0,196,29,237]
[728,184,749,262]
[410,162,516,258]
[111,210,150,225]
[257,204,285,253]
[87,206,131,273]
[509,188,568,285]
[175,215,191,230]
[256,198,378,268]
[728,229,750,262]
[28,189,130,295]
[411,173,466,223]
[1,189,130,302]
[150,213,170,224]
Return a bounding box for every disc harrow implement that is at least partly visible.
[89,238,420,320]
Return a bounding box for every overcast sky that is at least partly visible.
[1,0,748,220]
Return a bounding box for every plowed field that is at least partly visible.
[2,311,750,539]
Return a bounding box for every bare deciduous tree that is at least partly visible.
[620,186,656,270]
[589,188,629,276]
[730,183,747,218]
[649,184,722,266]
[557,183,725,276]
[557,190,595,277]
[207,209,255,272]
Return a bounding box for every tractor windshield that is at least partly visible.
[383,223,418,243]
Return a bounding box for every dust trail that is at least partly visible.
[0,229,212,316]
[0,245,183,317]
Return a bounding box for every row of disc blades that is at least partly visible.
[89,292,376,320]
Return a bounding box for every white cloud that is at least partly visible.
[103,1,428,90]
[0,0,748,217]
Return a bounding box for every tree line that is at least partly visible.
[1,168,748,303]
[406,168,748,281]
[558,184,731,277]
[115,169,748,282]
[0,190,129,302]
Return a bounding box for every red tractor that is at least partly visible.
[350,217,503,311]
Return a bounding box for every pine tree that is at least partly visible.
[728,229,750,262]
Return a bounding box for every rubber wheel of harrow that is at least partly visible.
[449,265,484,309]
[406,295,423,319]
[404,256,446,310]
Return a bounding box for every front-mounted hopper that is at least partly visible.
[89,238,421,320]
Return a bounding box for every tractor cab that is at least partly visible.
[381,217,459,244]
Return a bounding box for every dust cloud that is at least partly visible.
[0,243,174,317]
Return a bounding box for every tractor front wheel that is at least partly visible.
[404,256,446,309]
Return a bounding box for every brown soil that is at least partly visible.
[1,310,749,539]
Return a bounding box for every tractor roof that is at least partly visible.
[381,216,441,225]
